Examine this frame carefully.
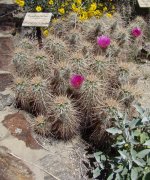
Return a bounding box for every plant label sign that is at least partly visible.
[22,13,53,27]
[138,0,150,7]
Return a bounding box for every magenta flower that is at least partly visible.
[70,74,85,89]
[131,27,142,37]
[97,35,111,48]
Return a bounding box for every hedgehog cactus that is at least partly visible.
[30,50,52,77]
[65,13,79,30]
[51,19,66,37]
[51,61,71,95]
[89,55,115,79]
[70,52,88,74]
[121,83,141,107]
[65,29,82,49]
[48,95,80,140]
[17,38,35,50]
[124,17,146,61]
[89,121,112,148]
[106,41,120,57]
[94,36,120,57]
[109,13,124,32]
[86,22,102,43]
[129,16,147,32]
[14,77,30,109]
[13,49,29,76]
[89,98,122,146]
[44,35,68,61]
[104,98,123,112]
[29,76,52,114]
[80,74,105,110]
[34,115,49,136]
[81,40,93,57]
[118,62,139,84]
[112,27,130,46]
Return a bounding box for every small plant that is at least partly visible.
[34,115,50,136]
[83,18,102,43]
[70,52,88,74]
[65,29,82,48]
[30,50,52,77]
[121,83,141,107]
[14,77,30,109]
[44,35,68,61]
[51,61,71,95]
[80,74,105,110]
[92,104,150,180]
[89,98,122,146]
[89,55,115,79]
[118,61,139,84]
[48,95,80,140]
[13,49,29,76]
[17,38,35,50]
[29,76,52,114]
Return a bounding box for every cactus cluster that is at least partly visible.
[13,12,148,145]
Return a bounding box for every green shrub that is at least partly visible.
[93,104,150,180]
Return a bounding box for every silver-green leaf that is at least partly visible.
[131,168,138,180]
[118,150,127,159]
[144,140,150,146]
[106,127,122,135]
[93,167,101,178]
[138,149,150,159]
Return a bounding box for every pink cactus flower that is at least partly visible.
[70,74,85,89]
[131,27,142,37]
[97,35,111,48]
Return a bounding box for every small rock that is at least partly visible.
[0,146,34,180]
[0,71,13,91]
[15,128,22,134]
[0,93,14,111]
[38,139,88,180]
[2,113,41,149]
[0,35,14,70]
[0,3,17,16]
